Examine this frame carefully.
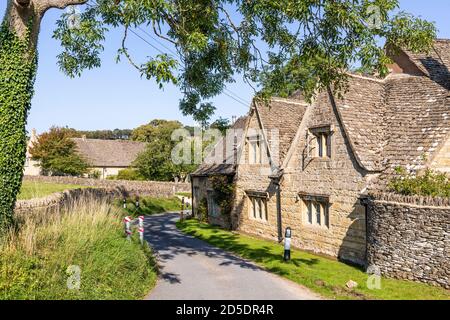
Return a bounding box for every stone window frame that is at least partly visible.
[246,190,269,222]
[307,125,334,160]
[298,192,331,229]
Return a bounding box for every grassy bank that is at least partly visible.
[18,181,86,200]
[177,220,449,300]
[117,197,183,217]
[0,199,157,300]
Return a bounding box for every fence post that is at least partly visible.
[124,216,132,240]
[138,215,145,245]
[180,197,185,221]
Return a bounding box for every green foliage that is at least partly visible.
[74,129,132,140]
[0,22,37,232]
[116,168,145,181]
[131,119,184,143]
[132,119,198,181]
[116,196,182,217]
[53,6,107,78]
[389,167,450,198]
[18,181,87,200]
[209,117,231,135]
[0,199,157,299]
[178,220,449,300]
[197,198,209,223]
[210,175,235,229]
[30,127,90,177]
[88,170,101,179]
[52,1,436,121]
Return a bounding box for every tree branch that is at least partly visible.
[37,0,88,11]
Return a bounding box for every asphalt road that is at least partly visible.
[145,213,321,300]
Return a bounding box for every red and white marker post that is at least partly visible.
[138,215,145,245]
[124,216,132,241]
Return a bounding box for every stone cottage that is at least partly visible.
[24,133,146,179]
[191,39,450,267]
[72,137,146,179]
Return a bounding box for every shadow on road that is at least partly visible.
[144,214,264,285]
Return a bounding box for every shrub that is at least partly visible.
[388,167,450,197]
[117,169,145,181]
[30,127,89,177]
[198,198,208,223]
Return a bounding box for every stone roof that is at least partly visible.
[193,40,450,181]
[402,39,450,89]
[191,116,249,176]
[72,138,146,168]
[255,98,308,165]
[330,40,450,177]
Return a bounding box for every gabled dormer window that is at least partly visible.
[248,135,262,164]
[308,126,332,159]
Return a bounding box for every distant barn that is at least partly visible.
[72,137,146,179]
[24,131,146,179]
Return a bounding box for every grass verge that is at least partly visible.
[177,219,449,300]
[18,181,87,200]
[116,197,182,217]
[0,199,157,300]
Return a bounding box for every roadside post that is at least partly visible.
[180,197,185,221]
[124,216,132,241]
[138,215,145,245]
[284,227,292,261]
[135,197,140,209]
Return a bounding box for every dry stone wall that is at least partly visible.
[366,192,449,289]
[23,175,190,198]
[14,188,125,217]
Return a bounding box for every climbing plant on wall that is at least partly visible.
[210,175,235,229]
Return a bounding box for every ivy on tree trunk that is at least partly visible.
[0,22,37,232]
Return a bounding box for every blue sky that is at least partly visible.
[1,1,450,133]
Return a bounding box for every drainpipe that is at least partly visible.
[274,179,283,243]
[190,175,195,218]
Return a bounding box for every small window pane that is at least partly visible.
[324,204,329,228]
[315,202,321,225]
[326,134,332,158]
[262,200,267,220]
[307,202,313,224]
[317,136,323,157]
[255,198,260,219]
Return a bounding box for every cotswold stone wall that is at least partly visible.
[23,175,190,198]
[14,188,126,217]
[367,193,449,289]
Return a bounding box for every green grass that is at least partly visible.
[175,192,192,198]
[0,199,157,300]
[18,181,87,200]
[116,196,183,217]
[177,219,449,300]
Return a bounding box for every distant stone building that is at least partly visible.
[24,129,41,176]
[72,137,146,179]
[191,39,450,267]
[24,133,146,179]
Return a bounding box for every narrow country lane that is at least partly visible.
[144,213,322,300]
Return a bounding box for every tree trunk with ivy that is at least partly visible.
[0,0,85,232]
